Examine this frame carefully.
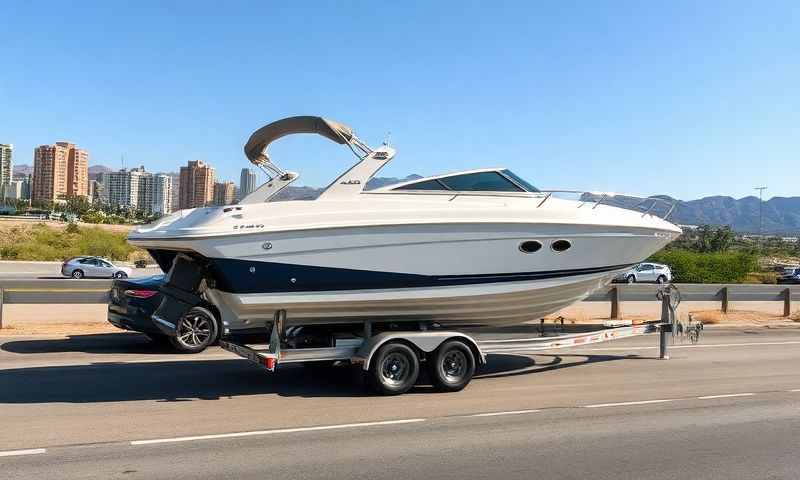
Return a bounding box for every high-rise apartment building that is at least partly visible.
[3,178,30,200]
[89,180,104,204]
[32,142,89,202]
[213,181,236,206]
[239,168,257,200]
[67,146,88,198]
[99,166,173,214]
[0,144,13,187]
[168,172,180,212]
[152,174,173,214]
[98,169,136,208]
[179,160,215,209]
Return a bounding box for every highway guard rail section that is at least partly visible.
[0,280,797,329]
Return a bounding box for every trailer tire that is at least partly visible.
[428,339,475,392]
[367,342,419,395]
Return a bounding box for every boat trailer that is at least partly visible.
[219,285,700,395]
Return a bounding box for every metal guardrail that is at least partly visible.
[0,280,797,329]
[0,280,111,329]
[585,283,800,319]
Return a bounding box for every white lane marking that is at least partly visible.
[584,398,678,408]
[131,418,426,445]
[788,389,800,392]
[583,340,800,352]
[470,409,541,417]
[697,393,755,400]
[0,448,46,457]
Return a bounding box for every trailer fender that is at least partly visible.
[355,331,485,371]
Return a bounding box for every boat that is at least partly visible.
[128,115,681,336]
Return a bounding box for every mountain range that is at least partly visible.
[12,164,800,234]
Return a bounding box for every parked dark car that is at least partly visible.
[777,268,800,285]
[107,274,221,353]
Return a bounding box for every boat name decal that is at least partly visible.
[340,179,361,185]
[233,224,265,230]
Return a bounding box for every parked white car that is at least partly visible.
[61,256,132,279]
[616,262,672,284]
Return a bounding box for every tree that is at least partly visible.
[709,226,734,252]
[694,225,734,253]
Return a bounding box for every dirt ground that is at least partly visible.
[0,218,134,233]
[1,302,798,338]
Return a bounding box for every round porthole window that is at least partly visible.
[551,239,572,253]
[519,240,543,253]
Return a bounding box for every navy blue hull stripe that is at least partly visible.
[206,258,631,294]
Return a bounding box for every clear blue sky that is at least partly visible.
[1,1,797,200]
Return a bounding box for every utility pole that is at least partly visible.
[755,186,767,250]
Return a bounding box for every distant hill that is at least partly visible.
[669,195,800,235]
[12,164,34,177]
[88,165,112,181]
[583,193,800,235]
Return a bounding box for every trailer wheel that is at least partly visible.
[428,340,475,392]
[367,342,419,395]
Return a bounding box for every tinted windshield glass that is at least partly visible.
[501,170,539,192]
[395,179,449,191]
[438,172,523,192]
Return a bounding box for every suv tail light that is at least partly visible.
[124,289,158,299]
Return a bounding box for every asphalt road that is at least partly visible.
[1,327,800,479]
[0,261,161,280]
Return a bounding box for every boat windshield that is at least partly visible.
[393,170,538,193]
[501,170,539,192]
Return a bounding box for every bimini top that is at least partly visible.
[239,115,396,203]
[244,116,354,166]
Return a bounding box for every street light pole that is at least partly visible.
[754,186,767,250]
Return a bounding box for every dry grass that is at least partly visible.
[687,309,798,326]
[0,218,134,233]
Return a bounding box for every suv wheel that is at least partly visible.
[656,275,667,284]
[114,271,128,279]
[626,275,636,284]
[71,270,84,279]
[170,306,219,353]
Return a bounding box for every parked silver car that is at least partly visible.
[616,262,672,284]
[61,256,132,279]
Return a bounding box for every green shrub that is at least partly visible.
[0,224,137,261]
[648,249,758,283]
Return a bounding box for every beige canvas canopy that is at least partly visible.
[244,116,354,165]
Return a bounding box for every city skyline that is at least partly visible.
[0,138,246,210]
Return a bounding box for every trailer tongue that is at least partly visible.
[219,286,699,395]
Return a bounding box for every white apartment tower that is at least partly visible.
[99,166,173,214]
[239,167,257,199]
[0,144,13,188]
[152,174,173,214]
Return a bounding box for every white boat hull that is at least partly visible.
[206,268,622,330]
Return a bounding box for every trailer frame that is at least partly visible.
[218,286,688,394]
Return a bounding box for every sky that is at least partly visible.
[1,1,798,200]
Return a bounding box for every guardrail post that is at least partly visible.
[0,287,4,329]
[610,286,622,320]
[721,287,729,313]
[784,288,792,318]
